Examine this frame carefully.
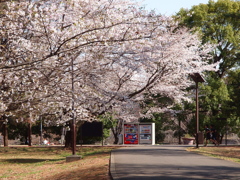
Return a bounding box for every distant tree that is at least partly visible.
[140,94,176,144]
[225,69,240,136]
[176,0,240,78]
[176,0,240,141]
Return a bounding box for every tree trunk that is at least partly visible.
[112,119,123,144]
[65,121,72,148]
[112,130,119,144]
[219,134,224,144]
[65,130,72,148]
[28,122,32,146]
[3,123,8,147]
[178,119,181,144]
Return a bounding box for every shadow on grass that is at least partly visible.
[3,158,65,164]
[81,151,111,158]
[41,161,109,180]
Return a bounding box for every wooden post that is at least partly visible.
[3,123,8,147]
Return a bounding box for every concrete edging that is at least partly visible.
[109,150,121,180]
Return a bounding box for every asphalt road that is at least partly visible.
[110,145,240,180]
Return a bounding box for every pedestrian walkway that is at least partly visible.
[110,145,240,180]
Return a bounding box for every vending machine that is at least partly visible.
[123,123,155,145]
[124,124,138,144]
[139,124,153,144]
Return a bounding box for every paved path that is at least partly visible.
[110,145,240,180]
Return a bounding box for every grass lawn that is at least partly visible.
[187,146,240,164]
[0,146,119,180]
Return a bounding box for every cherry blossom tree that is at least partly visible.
[0,0,217,146]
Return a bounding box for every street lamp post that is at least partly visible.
[190,73,205,148]
[71,56,76,156]
[66,57,81,162]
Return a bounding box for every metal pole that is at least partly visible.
[71,57,76,155]
[190,73,205,148]
[196,81,199,148]
[66,57,81,162]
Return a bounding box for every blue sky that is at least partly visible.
[136,0,210,15]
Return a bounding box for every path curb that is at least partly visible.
[109,150,121,180]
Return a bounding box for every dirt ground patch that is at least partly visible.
[0,146,119,180]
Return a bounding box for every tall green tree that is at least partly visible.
[176,0,240,78]
[176,0,240,140]
[199,76,231,133]
[225,69,240,136]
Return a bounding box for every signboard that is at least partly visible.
[139,124,152,144]
[82,121,103,137]
[124,124,138,144]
